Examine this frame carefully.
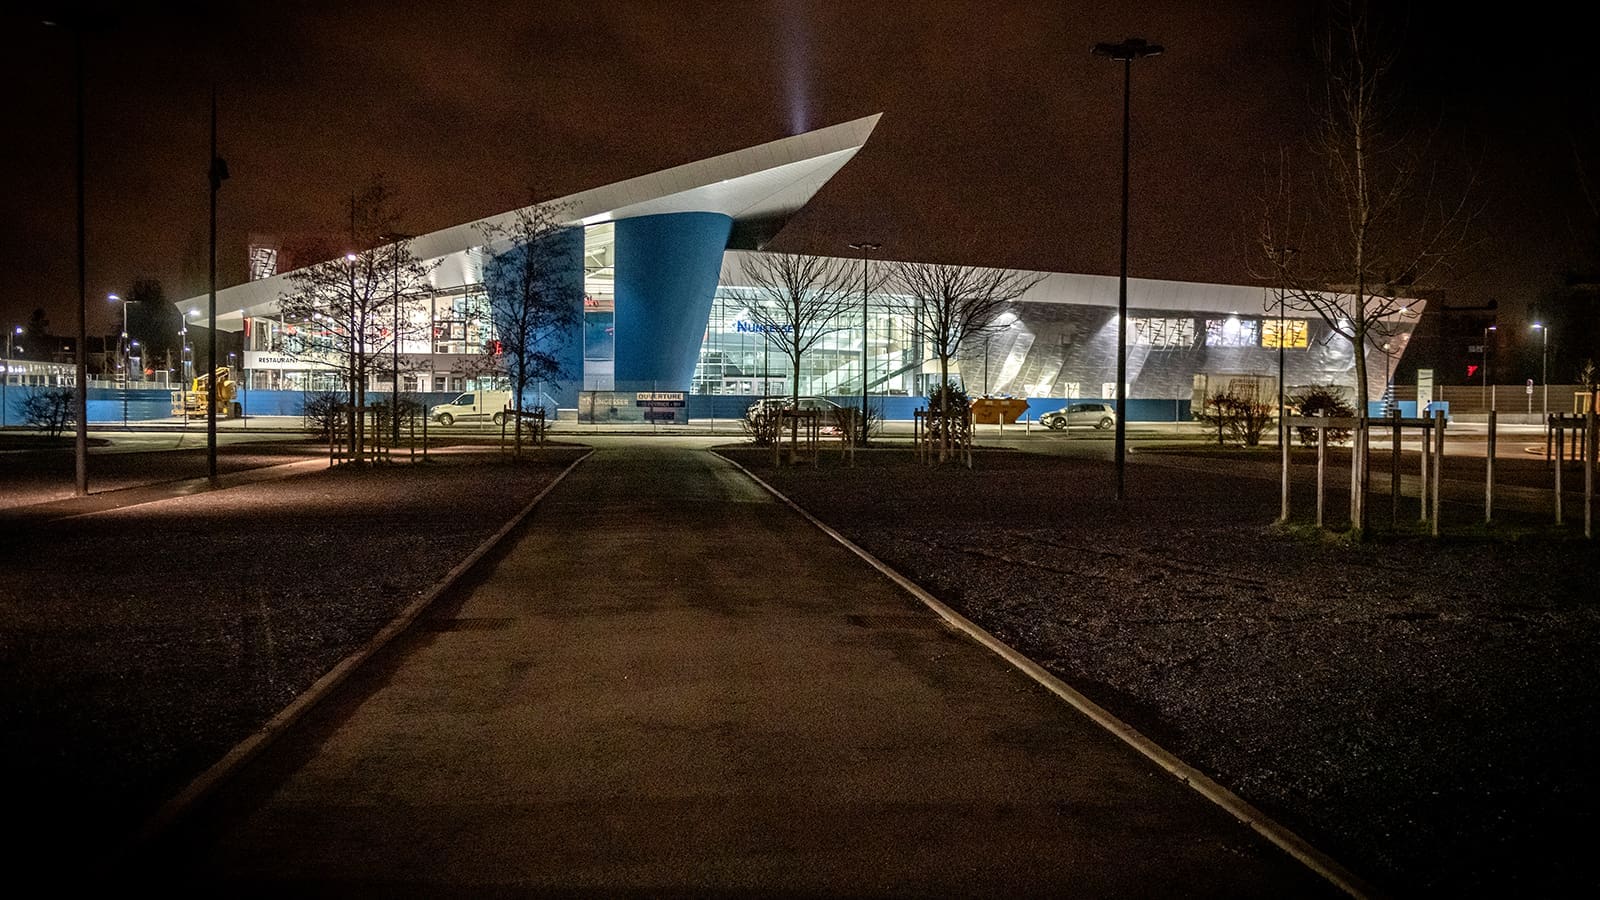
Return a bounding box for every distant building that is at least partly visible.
[179,115,1419,419]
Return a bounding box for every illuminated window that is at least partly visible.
[1131,317,1196,348]
[1205,317,1260,347]
[1261,318,1309,348]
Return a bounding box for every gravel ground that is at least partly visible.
[724,447,1600,897]
[0,449,584,872]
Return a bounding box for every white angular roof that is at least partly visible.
[188,113,883,330]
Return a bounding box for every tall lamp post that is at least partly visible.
[1532,322,1548,422]
[1481,324,1496,409]
[41,14,90,494]
[110,292,131,428]
[207,88,230,480]
[1092,36,1163,502]
[848,240,880,447]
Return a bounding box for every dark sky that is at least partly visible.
[2,1,1596,336]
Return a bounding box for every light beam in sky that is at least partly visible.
[776,0,811,134]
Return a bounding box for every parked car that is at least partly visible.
[748,396,847,433]
[748,396,844,415]
[430,390,512,426]
[1039,402,1117,431]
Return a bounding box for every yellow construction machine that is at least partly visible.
[171,366,241,418]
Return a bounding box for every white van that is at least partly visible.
[430,390,513,426]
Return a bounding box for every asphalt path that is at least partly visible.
[145,444,1333,896]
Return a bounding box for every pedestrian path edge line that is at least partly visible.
[722,453,1376,900]
[125,448,595,856]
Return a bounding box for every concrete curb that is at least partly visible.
[125,448,594,856]
[720,452,1377,900]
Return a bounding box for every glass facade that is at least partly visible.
[691,287,925,397]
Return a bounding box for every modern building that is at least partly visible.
[178,114,1421,422]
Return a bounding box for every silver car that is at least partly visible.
[1039,402,1117,430]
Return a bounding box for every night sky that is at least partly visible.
[2,1,1595,337]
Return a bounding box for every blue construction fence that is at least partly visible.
[688,395,1194,423]
[1366,400,1451,421]
[7,387,1197,426]
[65,388,470,424]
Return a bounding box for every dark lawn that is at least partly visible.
[723,446,1600,897]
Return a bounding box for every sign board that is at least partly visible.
[1416,369,1434,411]
[1467,344,1484,354]
[1527,379,1535,396]
[244,350,338,371]
[634,391,686,408]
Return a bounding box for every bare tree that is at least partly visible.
[477,201,584,459]
[739,252,859,454]
[1258,1,1476,418]
[888,260,1041,461]
[278,178,437,461]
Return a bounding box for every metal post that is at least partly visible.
[1431,409,1444,536]
[1316,420,1326,529]
[1586,404,1594,539]
[1114,56,1130,502]
[1391,410,1401,525]
[1279,414,1290,523]
[393,242,401,449]
[848,241,879,448]
[1555,417,1564,526]
[1350,417,1363,533]
[72,23,88,496]
[1541,326,1549,423]
[1486,410,1496,524]
[1092,38,1162,500]
[1420,417,1430,521]
[207,88,226,481]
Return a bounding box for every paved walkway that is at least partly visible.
[147,445,1332,896]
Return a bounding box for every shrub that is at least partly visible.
[924,380,972,450]
[741,400,783,447]
[19,387,75,438]
[302,390,345,439]
[1196,389,1276,447]
[1289,385,1354,446]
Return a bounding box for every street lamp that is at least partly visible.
[1532,322,1548,422]
[848,240,880,447]
[1092,36,1164,502]
[207,87,229,480]
[43,14,89,495]
[1481,324,1496,409]
[109,292,133,429]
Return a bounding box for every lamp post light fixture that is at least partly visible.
[1532,322,1548,422]
[1092,36,1163,501]
[848,240,880,447]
